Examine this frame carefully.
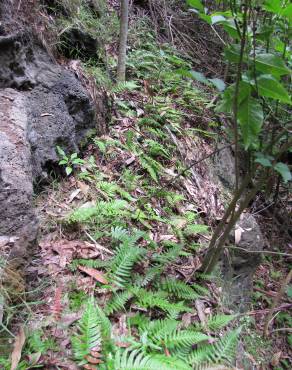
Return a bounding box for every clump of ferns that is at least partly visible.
[71,297,240,369]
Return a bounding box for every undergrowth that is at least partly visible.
[0,1,241,369]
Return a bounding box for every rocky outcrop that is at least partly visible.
[0,4,105,262]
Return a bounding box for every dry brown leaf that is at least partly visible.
[83,364,98,369]
[10,326,26,370]
[78,265,108,284]
[77,181,90,195]
[195,299,207,326]
[68,188,81,203]
[85,355,103,364]
[90,351,103,358]
[271,351,282,367]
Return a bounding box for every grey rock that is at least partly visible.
[209,143,236,190]
[0,30,104,260]
[0,89,38,263]
[222,213,264,312]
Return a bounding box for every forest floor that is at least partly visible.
[1,1,291,369]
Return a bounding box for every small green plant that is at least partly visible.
[56,146,84,175]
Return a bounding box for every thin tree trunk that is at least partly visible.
[117,0,129,82]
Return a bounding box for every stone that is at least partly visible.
[0,30,105,260]
[0,89,38,263]
[222,212,264,312]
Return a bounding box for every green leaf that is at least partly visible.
[221,19,240,39]
[216,82,251,114]
[238,95,263,149]
[66,166,73,176]
[274,162,292,183]
[70,153,78,159]
[56,145,66,157]
[189,71,209,84]
[211,15,226,24]
[257,75,292,104]
[224,44,241,63]
[198,13,212,24]
[254,153,273,167]
[209,78,226,91]
[59,159,67,165]
[255,53,290,77]
[282,4,292,19]
[187,0,204,12]
[263,0,281,14]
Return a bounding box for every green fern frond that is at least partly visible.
[192,283,210,296]
[71,299,102,363]
[136,289,192,318]
[188,328,240,368]
[152,243,183,265]
[139,155,162,182]
[206,314,237,332]
[70,258,110,271]
[143,318,179,338]
[135,266,163,287]
[159,277,201,300]
[105,289,136,315]
[161,330,210,349]
[114,349,192,370]
[111,80,139,94]
[110,244,146,287]
[111,226,129,242]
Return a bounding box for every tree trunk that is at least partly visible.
[117,0,129,82]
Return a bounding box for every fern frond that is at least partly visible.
[143,318,179,338]
[206,314,237,332]
[133,265,162,288]
[152,243,183,265]
[111,80,139,93]
[188,328,240,368]
[136,289,192,318]
[111,226,129,242]
[114,349,192,370]
[110,244,146,287]
[71,299,102,363]
[105,290,135,315]
[192,283,210,296]
[159,277,201,300]
[161,330,210,349]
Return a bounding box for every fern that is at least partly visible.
[111,226,129,242]
[139,154,162,182]
[159,277,201,300]
[70,258,110,271]
[71,299,102,364]
[188,328,241,368]
[192,283,210,296]
[162,330,210,349]
[143,318,179,338]
[105,289,135,315]
[207,314,237,332]
[114,349,192,370]
[136,289,192,318]
[152,243,183,265]
[133,265,162,287]
[110,244,146,287]
[111,80,139,93]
